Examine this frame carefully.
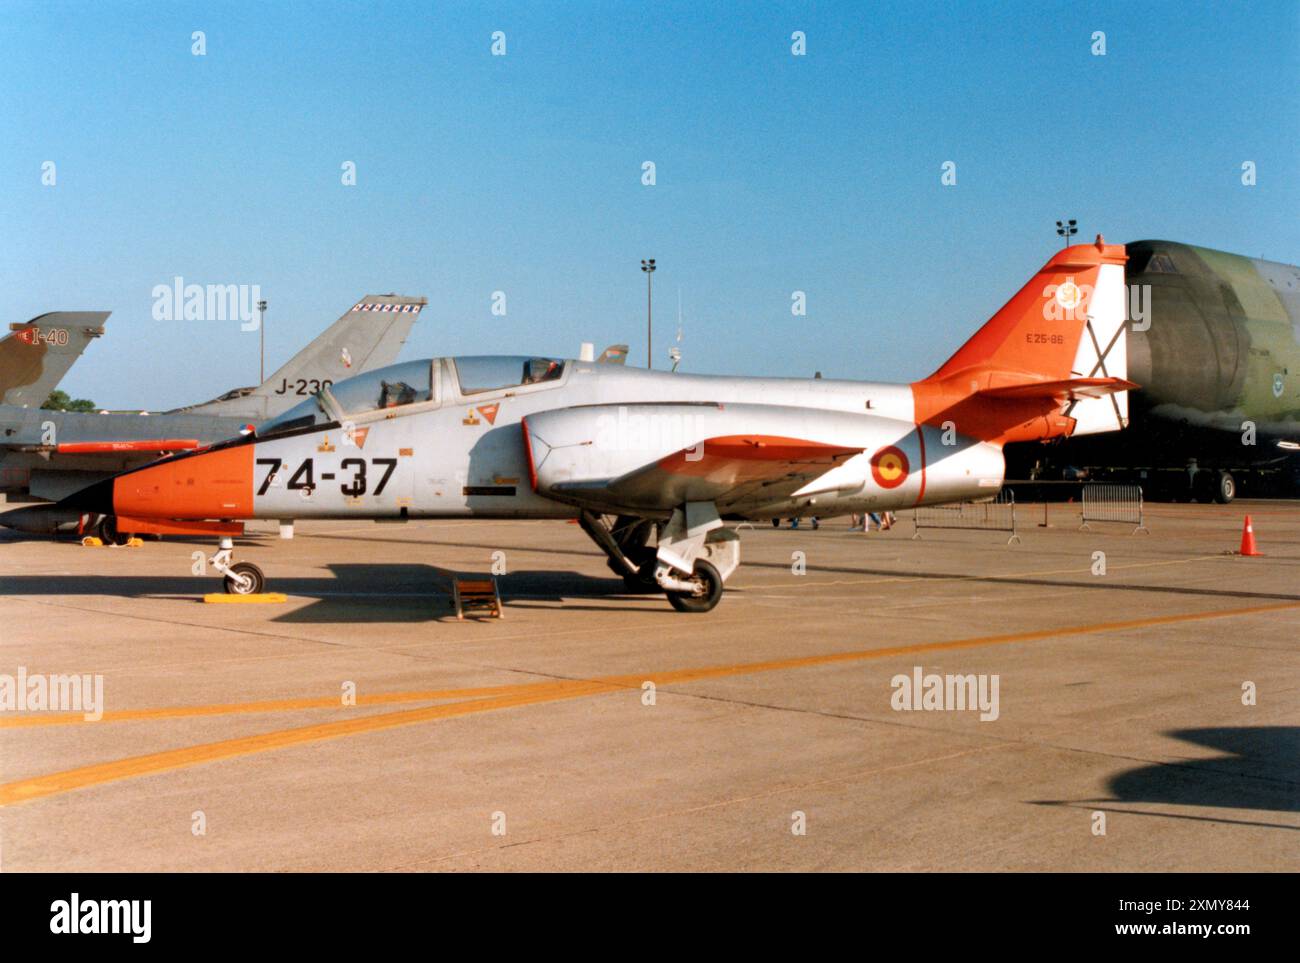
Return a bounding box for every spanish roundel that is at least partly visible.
[870,446,909,489]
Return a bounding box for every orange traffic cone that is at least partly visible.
[1239,515,1263,556]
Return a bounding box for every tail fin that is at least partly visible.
[597,344,629,365]
[173,294,424,419]
[0,311,108,407]
[914,237,1131,443]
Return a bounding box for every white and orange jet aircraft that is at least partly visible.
[62,238,1133,612]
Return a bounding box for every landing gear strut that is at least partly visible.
[578,505,739,612]
[578,512,659,592]
[652,503,739,613]
[208,536,265,594]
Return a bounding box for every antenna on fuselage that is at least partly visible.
[670,288,683,372]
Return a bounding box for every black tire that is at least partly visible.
[666,560,723,613]
[223,561,265,595]
[1214,471,1236,504]
[98,516,131,546]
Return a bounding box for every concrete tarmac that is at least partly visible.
[1,501,1297,871]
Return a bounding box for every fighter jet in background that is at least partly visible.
[0,294,423,541]
[0,311,109,408]
[55,239,1133,611]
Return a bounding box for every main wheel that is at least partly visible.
[621,559,660,593]
[223,561,265,595]
[97,516,131,546]
[1214,470,1236,504]
[666,560,723,613]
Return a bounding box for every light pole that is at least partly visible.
[1055,219,1077,249]
[256,299,268,382]
[640,258,656,369]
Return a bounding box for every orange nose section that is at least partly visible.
[113,444,256,519]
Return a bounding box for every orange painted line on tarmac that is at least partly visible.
[0,685,543,729]
[3,600,1298,806]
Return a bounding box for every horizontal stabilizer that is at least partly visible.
[977,377,1138,401]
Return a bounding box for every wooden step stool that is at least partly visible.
[451,576,503,620]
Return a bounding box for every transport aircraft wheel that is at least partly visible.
[1214,471,1236,504]
[97,516,131,546]
[666,560,723,613]
[223,562,265,595]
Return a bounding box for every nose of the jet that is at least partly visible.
[57,475,117,516]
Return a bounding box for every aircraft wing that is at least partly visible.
[1,312,108,407]
[523,403,877,514]
[552,435,861,511]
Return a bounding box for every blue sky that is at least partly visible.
[3,0,1297,409]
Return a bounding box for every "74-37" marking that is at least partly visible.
[257,457,397,497]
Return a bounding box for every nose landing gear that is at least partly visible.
[207,536,266,594]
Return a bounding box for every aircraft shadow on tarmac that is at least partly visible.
[271,564,648,622]
[308,531,1300,604]
[1036,726,1300,828]
[0,563,649,622]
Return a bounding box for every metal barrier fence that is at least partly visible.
[1079,483,1149,534]
[911,490,1020,544]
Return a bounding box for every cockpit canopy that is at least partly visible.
[328,359,432,414]
[455,355,564,393]
[256,355,565,436]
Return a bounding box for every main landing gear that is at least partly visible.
[579,504,739,613]
[207,536,266,595]
[96,516,131,546]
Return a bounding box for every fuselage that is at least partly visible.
[94,356,1006,525]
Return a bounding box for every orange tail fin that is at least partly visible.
[913,237,1131,445]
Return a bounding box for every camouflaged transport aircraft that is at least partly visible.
[55,238,1134,612]
[1007,241,1300,500]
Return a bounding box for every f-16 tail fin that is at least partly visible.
[174,294,424,420]
[0,311,108,407]
[914,237,1132,443]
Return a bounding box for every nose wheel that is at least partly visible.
[223,561,266,595]
[207,536,267,595]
